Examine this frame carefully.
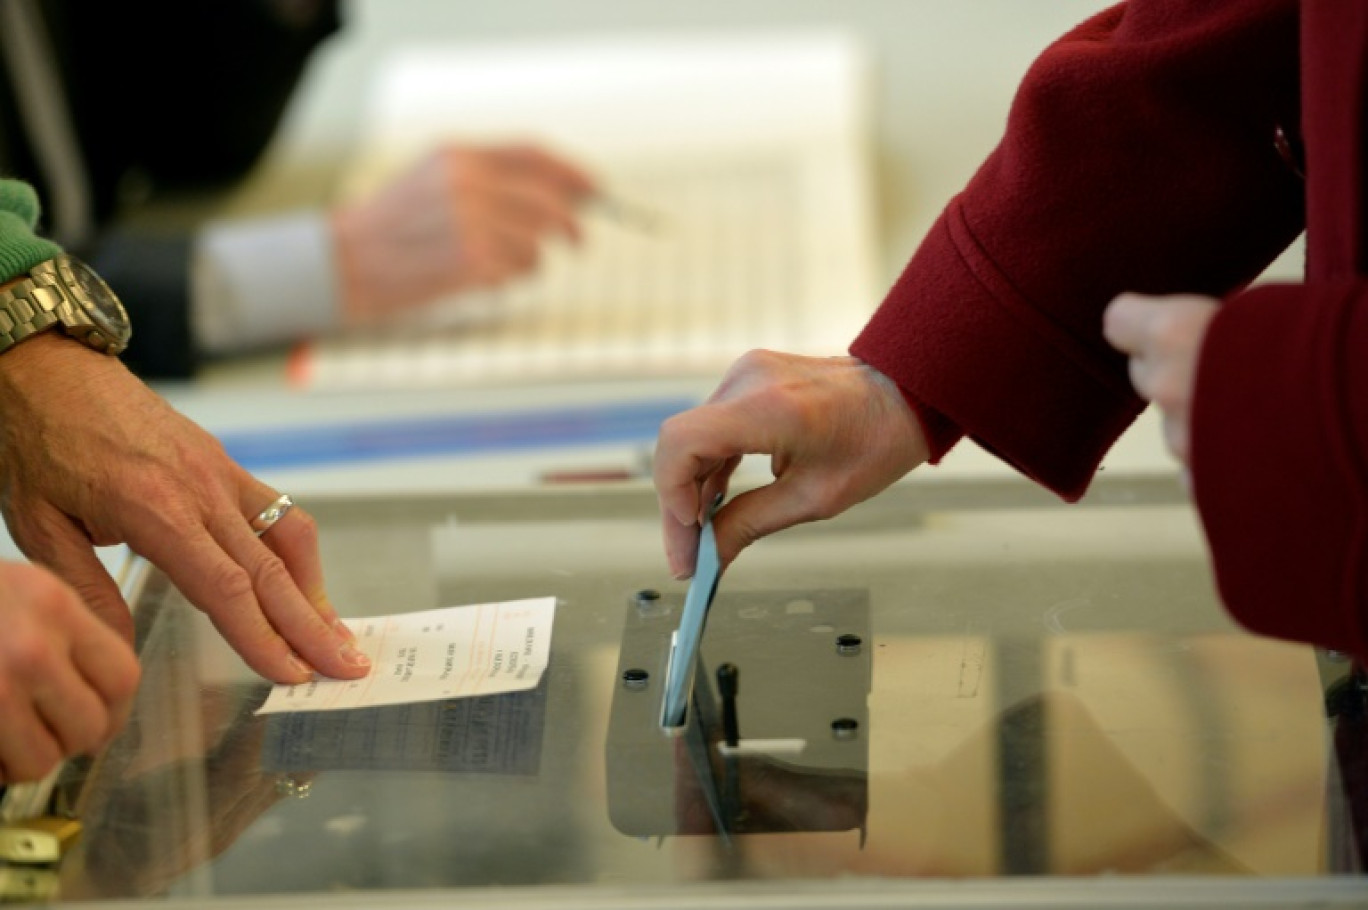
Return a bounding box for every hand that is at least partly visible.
[1102,292,1219,470]
[0,559,139,783]
[653,351,929,578]
[0,335,371,684]
[332,143,596,324]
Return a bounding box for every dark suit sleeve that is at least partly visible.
[88,229,196,379]
[64,0,342,219]
[60,0,343,378]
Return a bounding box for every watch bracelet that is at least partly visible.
[0,279,64,350]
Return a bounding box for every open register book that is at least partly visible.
[289,32,882,390]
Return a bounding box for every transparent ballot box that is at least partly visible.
[9,477,1367,909]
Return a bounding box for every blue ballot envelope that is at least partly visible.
[660,494,724,729]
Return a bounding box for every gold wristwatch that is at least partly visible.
[0,254,131,356]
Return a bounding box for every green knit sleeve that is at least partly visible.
[0,179,63,282]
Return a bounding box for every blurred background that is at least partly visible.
[230,0,1120,284]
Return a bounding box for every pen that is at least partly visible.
[590,192,663,234]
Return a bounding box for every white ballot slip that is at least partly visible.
[255,597,556,715]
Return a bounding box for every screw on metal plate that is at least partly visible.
[831,717,860,740]
[633,588,668,617]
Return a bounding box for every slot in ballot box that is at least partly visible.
[10,477,1365,908]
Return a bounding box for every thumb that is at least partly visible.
[24,510,134,646]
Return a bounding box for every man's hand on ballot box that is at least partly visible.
[0,335,371,687]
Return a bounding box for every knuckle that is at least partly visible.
[732,348,778,375]
[208,562,255,606]
[128,477,200,532]
[63,718,106,756]
[4,634,59,679]
[250,553,294,593]
[656,411,701,454]
[109,658,143,703]
[657,412,686,441]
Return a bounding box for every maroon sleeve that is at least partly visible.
[850,0,1304,499]
[1192,281,1368,659]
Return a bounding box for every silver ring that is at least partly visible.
[251,494,294,537]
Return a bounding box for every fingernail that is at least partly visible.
[332,618,357,642]
[287,651,315,680]
[340,642,372,669]
[673,568,693,581]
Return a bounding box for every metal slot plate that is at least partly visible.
[606,588,870,837]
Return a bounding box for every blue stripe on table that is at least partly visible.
[218,398,695,471]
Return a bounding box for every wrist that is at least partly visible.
[0,331,125,392]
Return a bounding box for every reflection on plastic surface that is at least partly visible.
[261,682,549,775]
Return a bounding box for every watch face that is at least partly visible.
[57,255,131,342]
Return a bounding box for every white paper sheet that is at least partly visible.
[254,597,556,715]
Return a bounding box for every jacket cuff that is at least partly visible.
[851,201,1144,501]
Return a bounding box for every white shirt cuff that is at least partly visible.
[191,211,341,356]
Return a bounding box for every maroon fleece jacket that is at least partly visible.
[851,0,1368,658]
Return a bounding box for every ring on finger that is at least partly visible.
[250,494,295,538]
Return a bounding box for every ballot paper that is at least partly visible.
[255,597,556,715]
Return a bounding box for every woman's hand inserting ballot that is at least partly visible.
[0,334,370,685]
[653,350,929,578]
